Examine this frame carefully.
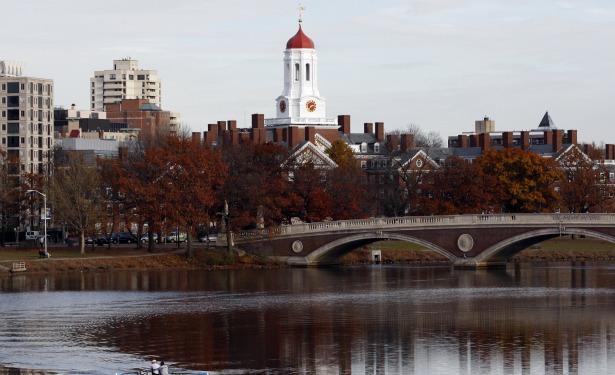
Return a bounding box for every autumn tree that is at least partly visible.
[110,136,227,258]
[419,156,498,215]
[285,160,333,222]
[220,142,292,229]
[325,140,369,220]
[557,146,614,213]
[50,153,106,254]
[0,149,20,245]
[474,148,563,213]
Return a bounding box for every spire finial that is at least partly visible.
[298,2,306,25]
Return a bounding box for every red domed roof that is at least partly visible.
[286,25,315,49]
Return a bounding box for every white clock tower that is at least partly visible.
[266,19,337,128]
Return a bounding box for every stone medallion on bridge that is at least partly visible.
[292,240,304,253]
[457,234,474,252]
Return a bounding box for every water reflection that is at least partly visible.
[1,263,615,374]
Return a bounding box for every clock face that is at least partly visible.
[306,100,317,112]
[279,100,286,113]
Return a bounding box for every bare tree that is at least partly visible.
[388,123,444,148]
[50,153,105,254]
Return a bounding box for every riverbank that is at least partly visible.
[1,236,615,275]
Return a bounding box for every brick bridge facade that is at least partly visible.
[228,214,615,268]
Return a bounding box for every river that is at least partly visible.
[1,262,615,374]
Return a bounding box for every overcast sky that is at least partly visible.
[3,0,614,143]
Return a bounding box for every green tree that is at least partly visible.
[474,148,563,213]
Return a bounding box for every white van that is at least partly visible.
[25,231,40,240]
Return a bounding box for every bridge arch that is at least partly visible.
[304,232,457,265]
[475,228,615,266]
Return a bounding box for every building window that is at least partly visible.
[416,159,423,168]
[361,160,367,169]
[306,63,310,81]
[294,64,299,81]
[109,74,116,80]
[7,82,19,93]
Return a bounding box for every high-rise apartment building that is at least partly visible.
[0,60,54,175]
[90,58,161,111]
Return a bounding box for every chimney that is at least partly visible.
[607,144,615,160]
[479,132,490,150]
[251,113,264,129]
[469,134,479,147]
[227,120,237,131]
[289,127,301,149]
[567,130,577,145]
[520,131,530,150]
[552,129,563,151]
[502,132,514,148]
[400,134,414,153]
[458,134,468,148]
[338,115,351,135]
[544,131,553,146]
[217,121,227,134]
[305,127,316,144]
[386,134,399,152]
[375,122,385,142]
[191,132,201,143]
[274,128,284,143]
[364,122,373,134]
[251,128,266,144]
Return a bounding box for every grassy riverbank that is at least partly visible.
[1,236,615,275]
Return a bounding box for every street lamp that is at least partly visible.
[26,189,47,254]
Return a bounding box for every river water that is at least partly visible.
[1,262,615,375]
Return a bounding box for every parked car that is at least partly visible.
[25,231,41,240]
[111,232,137,244]
[199,234,218,243]
[141,233,159,243]
[164,231,187,243]
[96,235,110,245]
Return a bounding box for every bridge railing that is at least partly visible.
[233,213,615,242]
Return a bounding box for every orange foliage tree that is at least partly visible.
[103,136,227,257]
[474,148,563,213]
[419,156,498,215]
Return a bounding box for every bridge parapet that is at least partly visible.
[235,214,615,242]
[232,213,615,268]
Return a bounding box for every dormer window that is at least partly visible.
[374,143,380,153]
[361,142,367,153]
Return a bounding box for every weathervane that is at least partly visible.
[298,1,306,24]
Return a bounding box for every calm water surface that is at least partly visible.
[1,262,615,374]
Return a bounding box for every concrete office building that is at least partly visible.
[0,60,54,175]
[90,58,161,111]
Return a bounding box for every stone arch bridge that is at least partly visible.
[229,214,615,268]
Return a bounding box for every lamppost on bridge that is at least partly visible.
[26,189,47,255]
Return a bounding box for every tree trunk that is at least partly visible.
[79,231,86,254]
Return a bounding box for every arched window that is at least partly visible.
[306,64,310,81]
[294,63,300,81]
